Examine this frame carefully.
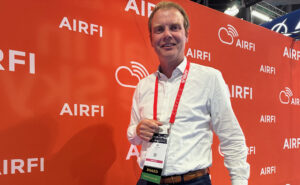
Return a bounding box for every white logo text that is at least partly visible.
[59,17,103,37]
[283,138,300,150]
[260,166,276,175]
[260,115,276,123]
[125,0,155,17]
[283,46,300,61]
[279,87,300,105]
[227,84,253,100]
[186,48,211,62]
[260,65,275,75]
[218,25,255,51]
[60,103,104,117]
[0,49,35,74]
[0,157,44,175]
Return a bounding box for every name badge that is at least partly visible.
[141,124,170,184]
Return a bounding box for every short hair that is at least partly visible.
[148,1,190,37]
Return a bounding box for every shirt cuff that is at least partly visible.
[127,125,143,145]
[232,179,248,185]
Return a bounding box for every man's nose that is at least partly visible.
[162,28,172,40]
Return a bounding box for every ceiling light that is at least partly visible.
[251,10,272,22]
[224,5,240,16]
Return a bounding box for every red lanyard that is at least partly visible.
[153,61,190,124]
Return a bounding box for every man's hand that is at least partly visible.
[136,119,162,141]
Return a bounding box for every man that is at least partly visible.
[127,1,250,185]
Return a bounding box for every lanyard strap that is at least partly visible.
[153,61,190,124]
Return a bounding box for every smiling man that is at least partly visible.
[150,6,187,79]
[127,1,250,185]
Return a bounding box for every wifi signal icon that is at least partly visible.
[218,24,239,45]
[279,87,293,104]
[284,87,293,97]
[227,24,239,37]
[115,61,149,88]
[130,61,149,80]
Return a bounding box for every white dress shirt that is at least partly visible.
[127,57,250,185]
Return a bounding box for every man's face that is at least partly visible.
[150,8,188,62]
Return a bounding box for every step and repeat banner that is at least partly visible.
[0,0,299,184]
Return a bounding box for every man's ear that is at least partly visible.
[185,31,189,43]
[150,34,154,46]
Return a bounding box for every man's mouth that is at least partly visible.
[161,43,176,48]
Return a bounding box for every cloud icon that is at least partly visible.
[218,24,239,45]
[279,87,293,104]
[115,61,149,88]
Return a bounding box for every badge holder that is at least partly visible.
[141,124,170,184]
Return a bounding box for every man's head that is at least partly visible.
[148,1,190,63]
[148,2,190,37]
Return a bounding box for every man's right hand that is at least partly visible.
[136,119,163,142]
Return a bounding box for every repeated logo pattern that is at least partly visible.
[218,24,239,45]
[115,61,149,88]
[279,87,293,104]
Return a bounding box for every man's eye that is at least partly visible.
[170,25,180,31]
[154,27,164,33]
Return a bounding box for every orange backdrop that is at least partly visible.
[0,0,299,184]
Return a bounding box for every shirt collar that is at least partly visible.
[177,57,187,74]
[156,57,187,79]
